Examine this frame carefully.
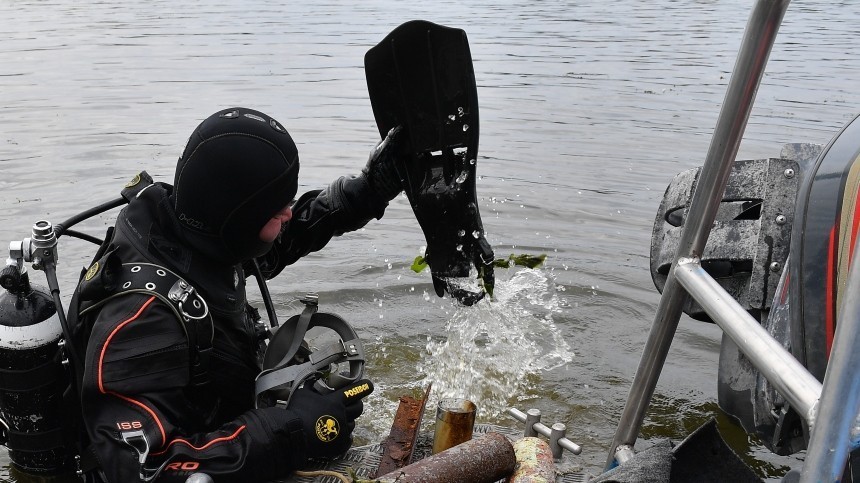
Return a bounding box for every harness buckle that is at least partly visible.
[121,430,150,465]
[300,292,319,307]
[168,280,209,321]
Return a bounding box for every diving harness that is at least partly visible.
[0,171,367,478]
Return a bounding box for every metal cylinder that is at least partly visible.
[432,398,476,454]
[0,272,72,473]
[376,432,516,483]
[549,423,566,460]
[524,409,541,438]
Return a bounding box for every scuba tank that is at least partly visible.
[0,258,73,473]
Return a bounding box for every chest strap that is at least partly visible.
[79,261,214,388]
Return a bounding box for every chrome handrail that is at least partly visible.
[607,0,860,478]
[606,0,792,470]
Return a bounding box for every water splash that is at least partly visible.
[418,268,573,419]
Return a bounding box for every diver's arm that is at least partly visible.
[80,294,307,482]
[254,176,387,278]
[256,127,406,279]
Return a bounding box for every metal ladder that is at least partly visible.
[604,0,860,481]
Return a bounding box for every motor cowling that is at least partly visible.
[0,265,74,473]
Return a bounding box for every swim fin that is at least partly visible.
[365,20,495,305]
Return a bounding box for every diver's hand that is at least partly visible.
[287,379,374,459]
[361,126,405,202]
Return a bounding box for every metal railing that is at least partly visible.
[605,0,860,480]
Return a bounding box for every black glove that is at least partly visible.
[286,379,374,459]
[361,126,406,202]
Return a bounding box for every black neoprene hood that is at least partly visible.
[171,107,299,264]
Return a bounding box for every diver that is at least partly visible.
[69,107,404,482]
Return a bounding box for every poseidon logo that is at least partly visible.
[315,415,340,442]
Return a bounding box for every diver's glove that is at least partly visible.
[360,126,405,202]
[287,379,374,459]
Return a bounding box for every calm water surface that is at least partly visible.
[1,0,859,480]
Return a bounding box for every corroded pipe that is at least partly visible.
[375,385,432,476]
[507,437,555,483]
[375,432,516,483]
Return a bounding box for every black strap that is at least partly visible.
[0,358,64,392]
[76,446,101,474]
[3,426,67,452]
[120,171,154,202]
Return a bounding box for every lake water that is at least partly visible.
[1,0,859,480]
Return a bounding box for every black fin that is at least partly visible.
[365,20,495,305]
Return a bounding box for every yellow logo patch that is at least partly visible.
[125,173,141,188]
[84,261,100,281]
[343,383,369,399]
[315,415,339,442]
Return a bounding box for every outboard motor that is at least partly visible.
[0,261,72,473]
[651,113,860,460]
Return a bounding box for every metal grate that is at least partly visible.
[276,424,588,482]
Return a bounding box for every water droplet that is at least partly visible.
[462,124,469,132]
[457,107,464,116]
[472,230,481,238]
[456,172,468,184]
[456,244,463,251]
[423,290,431,302]
[457,229,466,237]
[469,159,476,165]
[410,286,415,292]
[387,263,392,269]
[448,114,456,121]
[379,314,384,319]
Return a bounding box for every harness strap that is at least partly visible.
[277,296,317,368]
[79,261,214,387]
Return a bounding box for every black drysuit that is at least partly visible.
[72,175,386,482]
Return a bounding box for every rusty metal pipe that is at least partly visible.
[506,437,555,483]
[375,432,516,483]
